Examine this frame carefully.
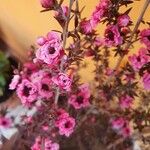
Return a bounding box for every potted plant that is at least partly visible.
[0,0,150,149]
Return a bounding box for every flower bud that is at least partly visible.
[40,0,55,9]
[36,36,46,46]
[117,14,130,27]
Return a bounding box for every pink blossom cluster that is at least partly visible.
[119,95,133,109]
[104,14,130,46]
[111,117,131,138]
[104,25,123,46]
[31,136,59,150]
[80,0,131,47]
[117,14,130,27]
[140,28,150,48]
[69,83,91,109]
[9,31,73,105]
[80,0,111,34]
[55,109,75,137]
[11,68,71,105]
[129,47,149,71]
[128,47,150,90]
[91,0,111,27]
[142,72,150,90]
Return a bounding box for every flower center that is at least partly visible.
[42,84,49,91]
[147,35,150,41]
[1,120,8,126]
[64,121,72,128]
[23,86,31,97]
[76,96,84,104]
[48,47,56,54]
[137,56,141,62]
[63,79,66,83]
[107,31,114,41]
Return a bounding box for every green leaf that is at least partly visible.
[0,75,6,87]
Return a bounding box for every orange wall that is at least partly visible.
[0,0,149,81]
[0,0,149,47]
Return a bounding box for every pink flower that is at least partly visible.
[117,14,130,27]
[80,19,93,34]
[129,48,149,71]
[68,94,90,109]
[31,137,59,150]
[55,116,75,137]
[45,139,59,150]
[69,83,90,109]
[91,0,111,27]
[120,126,131,138]
[17,79,38,105]
[94,37,104,47]
[111,117,131,138]
[30,71,53,99]
[56,109,69,119]
[140,28,150,48]
[119,95,133,109]
[36,42,63,66]
[79,83,91,98]
[40,0,55,9]
[142,72,150,90]
[38,78,53,99]
[9,75,20,90]
[105,68,113,76]
[0,116,12,128]
[104,25,123,46]
[31,136,42,150]
[36,32,63,66]
[23,62,38,76]
[111,117,125,130]
[42,124,49,131]
[52,73,72,91]
[61,6,68,18]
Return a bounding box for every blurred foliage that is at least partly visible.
[0,51,11,96]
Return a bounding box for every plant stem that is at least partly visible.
[54,0,74,105]
[63,0,74,49]
[106,0,150,83]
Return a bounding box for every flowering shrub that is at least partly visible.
[1,0,150,149]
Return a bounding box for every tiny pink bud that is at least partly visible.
[40,0,55,9]
[42,125,49,131]
[36,36,46,46]
[117,14,130,27]
[63,55,68,61]
[121,27,130,34]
